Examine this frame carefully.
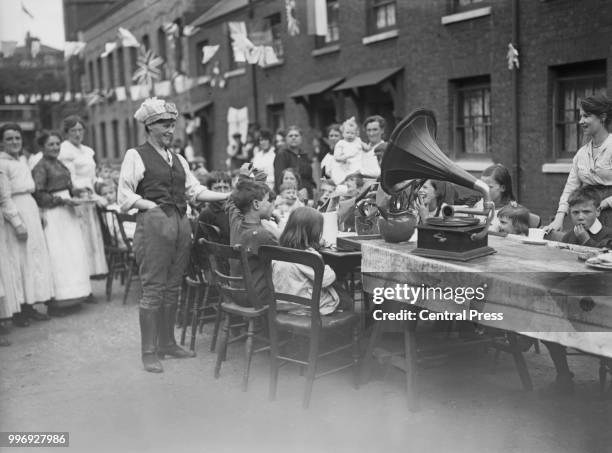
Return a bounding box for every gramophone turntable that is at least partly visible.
[381,109,495,261]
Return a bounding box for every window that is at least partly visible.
[107,51,115,88]
[117,47,125,86]
[100,122,107,158]
[453,76,491,155]
[453,0,487,13]
[96,57,103,89]
[129,47,138,79]
[368,0,396,34]
[553,61,606,159]
[196,39,209,76]
[266,13,284,60]
[266,103,285,136]
[132,118,139,147]
[315,0,339,48]
[112,120,120,158]
[227,24,244,71]
[157,27,167,79]
[142,34,150,52]
[88,61,94,91]
[124,119,131,149]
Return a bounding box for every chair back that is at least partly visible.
[97,207,123,249]
[528,213,541,228]
[199,237,260,309]
[258,245,325,327]
[115,212,136,252]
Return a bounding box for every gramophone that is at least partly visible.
[381,109,495,261]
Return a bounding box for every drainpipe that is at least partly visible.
[249,0,259,125]
[512,0,520,199]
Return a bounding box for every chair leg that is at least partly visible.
[242,318,255,392]
[180,280,191,346]
[210,299,223,353]
[269,323,280,402]
[197,284,211,334]
[352,325,360,390]
[106,256,114,301]
[122,262,133,305]
[189,283,204,352]
[599,359,607,396]
[302,337,320,409]
[214,312,230,379]
[403,320,420,411]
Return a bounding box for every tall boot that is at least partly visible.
[140,307,163,373]
[158,304,196,359]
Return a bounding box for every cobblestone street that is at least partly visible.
[0,281,610,453]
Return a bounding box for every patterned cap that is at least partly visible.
[134,97,178,125]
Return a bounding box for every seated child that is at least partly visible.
[227,173,278,303]
[274,181,304,218]
[317,178,336,210]
[272,206,350,315]
[198,171,232,244]
[560,186,612,248]
[330,117,366,185]
[497,202,530,236]
[541,186,612,396]
[344,173,364,198]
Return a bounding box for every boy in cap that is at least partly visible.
[118,98,230,373]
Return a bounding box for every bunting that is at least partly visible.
[101,42,117,58]
[117,28,140,48]
[182,25,201,37]
[64,41,86,59]
[201,45,219,65]
[132,48,164,91]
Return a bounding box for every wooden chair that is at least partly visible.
[97,208,137,304]
[259,245,361,409]
[200,237,269,391]
[178,223,222,352]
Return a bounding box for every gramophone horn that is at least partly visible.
[381,109,480,195]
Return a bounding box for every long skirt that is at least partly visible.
[5,193,54,305]
[0,216,22,318]
[76,202,108,276]
[43,202,91,303]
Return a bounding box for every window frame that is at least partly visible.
[367,0,397,35]
[552,64,606,160]
[451,0,489,13]
[266,103,285,136]
[315,0,340,49]
[452,76,492,157]
[265,12,284,61]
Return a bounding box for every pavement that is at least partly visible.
[1,280,611,453]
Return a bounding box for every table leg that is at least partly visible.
[506,332,533,391]
[360,316,382,384]
[403,318,420,411]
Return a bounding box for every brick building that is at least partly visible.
[78,0,612,221]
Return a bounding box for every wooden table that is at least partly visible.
[352,235,612,408]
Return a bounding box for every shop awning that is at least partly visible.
[333,67,402,91]
[189,0,249,27]
[289,77,345,99]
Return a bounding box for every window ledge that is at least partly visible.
[312,44,340,57]
[224,67,246,78]
[362,29,399,45]
[542,162,572,173]
[454,159,494,172]
[441,6,492,25]
[261,60,284,69]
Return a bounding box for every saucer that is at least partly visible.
[522,239,547,245]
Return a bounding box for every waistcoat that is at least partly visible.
[135,142,187,216]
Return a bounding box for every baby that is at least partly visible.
[331,117,366,185]
[497,203,530,236]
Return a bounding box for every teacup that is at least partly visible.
[528,228,545,241]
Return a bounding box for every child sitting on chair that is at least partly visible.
[541,186,612,396]
[274,181,304,217]
[497,202,530,236]
[272,207,351,315]
[560,186,612,248]
[331,117,366,185]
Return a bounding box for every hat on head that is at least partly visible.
[134,97,178,125]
